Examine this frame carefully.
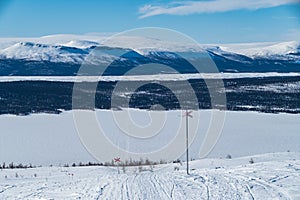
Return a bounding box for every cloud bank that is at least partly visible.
[139,0,300,18]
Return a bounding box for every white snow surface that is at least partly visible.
[1,109,299,199]
[0,72,300,82]
[0,152,299,199]
[0,110,299,166]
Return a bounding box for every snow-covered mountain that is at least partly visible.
[0,35,299,75]
[0,42,91,63]
[1,35,299,62]
[220,41,300,60]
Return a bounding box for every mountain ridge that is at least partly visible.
[0,35,299,75]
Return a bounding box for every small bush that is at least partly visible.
[249,158,254,164]
[138,166,143,172]
[63,164,69,167]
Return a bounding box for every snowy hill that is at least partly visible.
[0,152,299,199]
[0,35,299,75]
[221,41,300,60]
[0,42,91,63]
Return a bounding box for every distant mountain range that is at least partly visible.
[0,35,299,76]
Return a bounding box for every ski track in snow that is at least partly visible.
[0,153,299,200]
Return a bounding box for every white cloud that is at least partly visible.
[139,0,300,18]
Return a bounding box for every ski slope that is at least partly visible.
[0,152,299,199]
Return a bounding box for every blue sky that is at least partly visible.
[0,0,299,43]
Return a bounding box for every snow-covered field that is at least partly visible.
[0,152,299,199]
[0,73,300,82]
[1,109,299,199]
[1,110,300,166]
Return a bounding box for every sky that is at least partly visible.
[0,0,299,43]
